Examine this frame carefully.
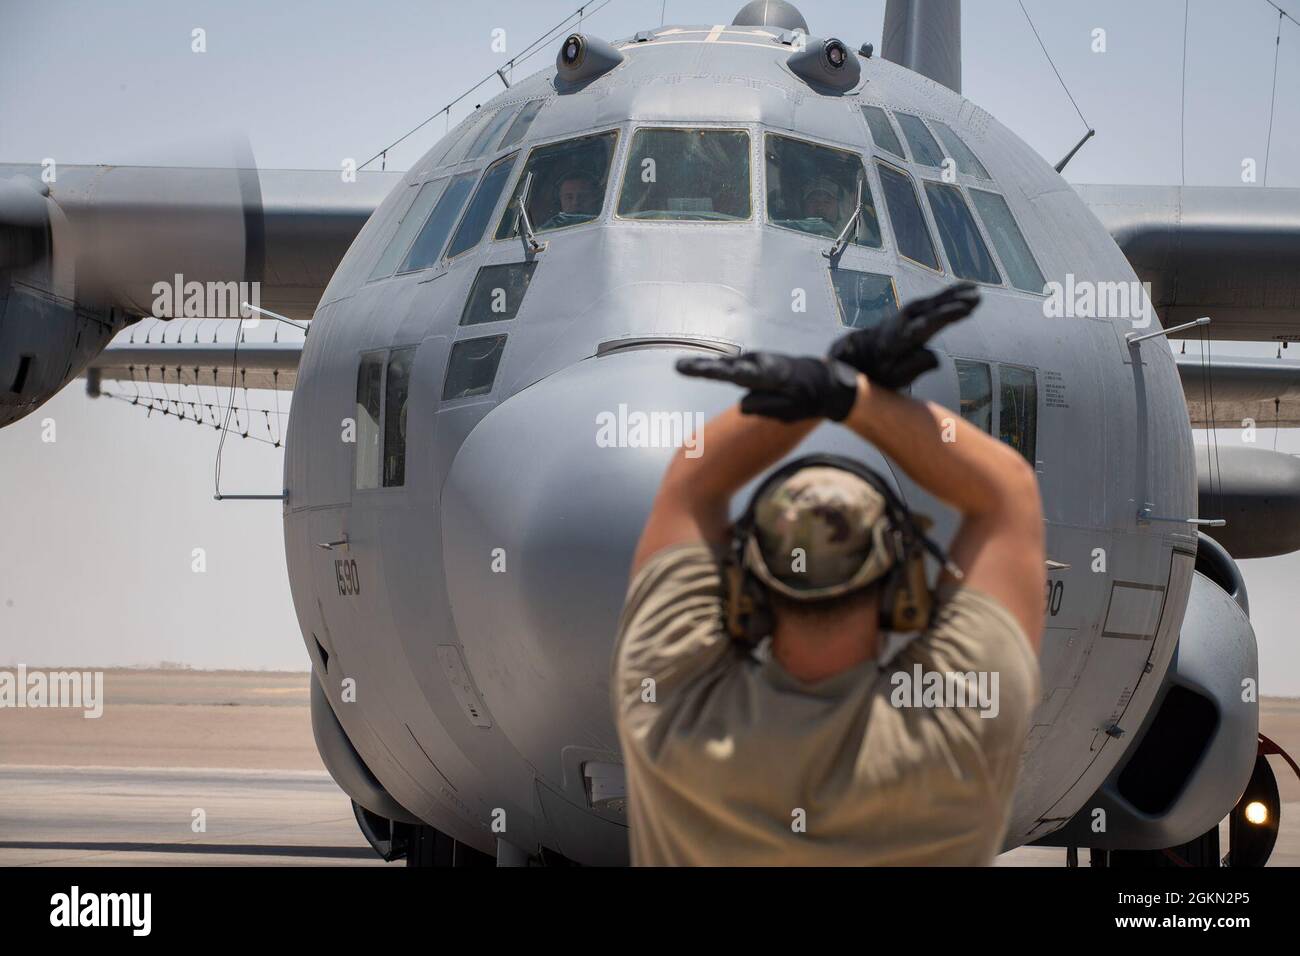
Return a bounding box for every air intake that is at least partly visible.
[1116,685,1219,815]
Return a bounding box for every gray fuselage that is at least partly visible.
[282,23,1196,864]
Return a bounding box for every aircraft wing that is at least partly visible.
[0,162,402,322]
[0,159,395,427]
[1176,353,1300,427]
[82,339,302,394]
[1076,184,1300,343]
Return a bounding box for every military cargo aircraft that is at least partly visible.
[3,0,1299,865]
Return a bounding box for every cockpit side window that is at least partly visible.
[894,112,946,168]
[445,152,518,260]
[369,180,446,281]
[765,134,881,247]
[955,359,992,433]
[923,181,1001,285]
[354,352,384,490]
[398,172,476,273]
[354,347,418,490]
[498,100,546,151]
[861,106,905,161]
[427,124,473,169]
[929,120,990,179]
[616,128,751,222]
[968,188,1045,293]
[495,130,618,240]
[383,348,415,487]
[875,162,940,270]
[438,109,496,167]
[463,106,521,161]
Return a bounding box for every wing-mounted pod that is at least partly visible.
[554,33,623,90]
[786,37,862,93]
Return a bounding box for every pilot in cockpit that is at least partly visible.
[800,176,844,234]
[540,170,601,230]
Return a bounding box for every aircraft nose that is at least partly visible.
[440,347,736,770]
[440,344,894,801]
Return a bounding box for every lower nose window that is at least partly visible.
[461,262,538,325]
[830,270,896,329]
[443,335,507,401]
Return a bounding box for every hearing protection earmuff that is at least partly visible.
[722,453,958,644]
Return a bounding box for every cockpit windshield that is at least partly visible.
[617,128,751,221]
[765,134,881,246]
[496,130,618,240]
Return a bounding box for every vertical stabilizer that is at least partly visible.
[882,0,961,93]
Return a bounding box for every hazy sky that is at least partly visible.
[2,0,1299,690]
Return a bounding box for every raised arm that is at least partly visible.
[826,281,1043,643]
[633,346,881,578]
[630,406,817,578]
[841,377,1044,646]
[673,282,1045,647]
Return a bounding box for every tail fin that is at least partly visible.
[882,0,962,92]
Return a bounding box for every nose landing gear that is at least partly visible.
[1223,734,1293,867]
[351,801,494,867]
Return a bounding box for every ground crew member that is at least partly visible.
[611,282,1044,866]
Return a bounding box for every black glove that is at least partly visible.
[676,351,859,422]
[829,281,980,390]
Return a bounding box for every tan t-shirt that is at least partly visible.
[611,543,1041,866]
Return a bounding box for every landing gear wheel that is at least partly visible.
[1225,753,1281,866]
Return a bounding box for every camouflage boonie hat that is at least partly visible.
[745,465,896,601]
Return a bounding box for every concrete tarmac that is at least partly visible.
[0,764,386,866]
[0,670,1296,866]
[0,669,389,866]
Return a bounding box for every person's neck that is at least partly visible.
[770,622,880,683]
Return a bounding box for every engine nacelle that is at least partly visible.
[1198,445,1300,558]
[1035,568,1259,850]
[0,280,122,428]
[0,160,395,428]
